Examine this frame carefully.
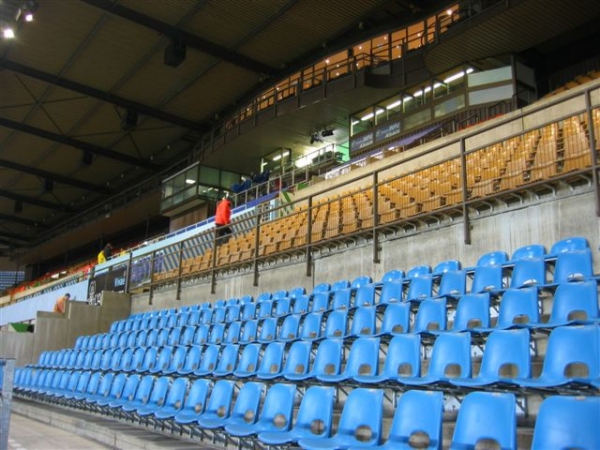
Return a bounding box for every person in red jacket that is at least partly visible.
[215,196,232,243]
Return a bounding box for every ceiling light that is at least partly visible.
[272,154,282,161]
[386,100,402,109]
[185,179,196,184]
[321,129,334,137]
[443,71,465,83]
[361,112,374,121]
[3,27,15,39]
[24,13,33,22]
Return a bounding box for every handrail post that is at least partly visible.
[372,172,380,263]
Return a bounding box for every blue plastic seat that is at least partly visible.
[351,275,373,289]
[193,325,210,345]
[225,304,241,322]
[292,295,310,315]
[331,279,350,292]
[433,259,461,275]
[406,264,431,279]
[348,390,444,450]
[400,332,471,387]
[212,344,240,377]
[233,343,262,378]
[148,345,174,374]
[451,328,531,389]
[413,298,447,334]
[298,388,384,450]
[278,314,301,341]
[208,323,225,345]
[285,338,343,382]
[450,392,516,450]
[118,375,157,419]
[354,284,376,308]
[134,376,173,421]
[155,328,170,346]
[440,292,490,333]
[211,306,226,324]
[310,292,330,313]
[225,383,297,438]
[353,334,421,384]
[331,288,352,310]
[299,312,323,340]
[105,374,141,411]
[318,337,380,383]
[199,308,213,325]
[539,280,599,327]
[375,303,410,336]
[167,327,182,346]
[379,269,404,284]
[509,257,546,288]
[179,326,196,346]
[223,321,241,344]
[552,249,594,284]
[163,346,188,375]
[470,264,504,293]
[510,244,546,261]
[272,289,289,300]
[99,348,116,371]
[171,378,213,427]
[193,344,220,377]
[256,342,286,380]
[531,395,600,450]
[405,274,433,303]
[176,379,235,434]
[289,286,306,299]
[257,299,274,319]
[258,386,335,446]
[135,346,158,374]
[321,310,348,339]
[281,340,312,380]
[178,345,203,375]
[239,319,259,344]
[475,287,539,331]
[86,372,126,412]
[258,317,278,343]
[549,236,589,255]
[312,282,331,294]
[518,324,599,389]
[348,306,376,337]
[197,381,265,432]
[273,297,291,317]
[241,303,257,321]
[436,270,467,300]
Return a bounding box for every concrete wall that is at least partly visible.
[131,188,599,313]
[1,292,131,367]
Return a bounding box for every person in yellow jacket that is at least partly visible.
[97,243,113,264]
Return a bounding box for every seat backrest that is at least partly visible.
[289,286,306,299]
[428,332,472,380]
[310,292,330,313]
[343,337,380,377]
[256,342,286,379]
[478,328,531,380]
[310,339,343,378]
[292,295,310,315]
[224,321,241,344]
[226,381,265,425]
[166,346,188,374]
[203,379,236,419]
[354,284,376,308]
[471,265,504,293]
[104,372,127,402]
[211,307,226,324]
[240,319,258,344]
[131,375,155,404]
[405,274,433,302]
[349,306,376,337]
[195,344,220,375]
[273,298,291,317]
[241,303,257,321]
[120,374,142,402]
[299,312,323,340]
[254,383,297,432]
[322,310,348,339]
[378,280,404,305]
[541,324,600,382]
[213,344,240,376]
[388,390,444,448]
[510,244,546,261]
[451,392,516,450]
[531,396,600,450]
[413,298,447,333]
[278,314,300,341]
[145,376,171,409]
[476,251,508,267]
[258,317,278,343]
[549,236,589,255]
[552,249,594,284]
[351,275,372,289]
[406,264,431,279]
[282,340,312,379]
[549,280,599,325]
[287,386,335,439]
[180,345,202,374]
[180,378,211,416]
[380,269,404,284]
[234,343,261,376]
[378,303,409,336]
[452,293,490,331]
[312,282,331,294]
[331,279,350,292]
[257,300,274,319]
[225,305,241,322]
[382,334,421,378]
[331,288,352,310]
[496,288,540,329]
[432,259,461,275]
[437,270,467,298]
[509,257,546,288]
[333,388,384,446]
[193,325,210,346]
[180,326,196,346]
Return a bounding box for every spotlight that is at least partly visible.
[310,133,322,145]
[2,27,15,39]
[16,1,39,22]
[321,129,334,137]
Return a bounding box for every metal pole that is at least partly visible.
[0,358,15,450]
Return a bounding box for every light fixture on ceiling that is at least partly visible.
[321,129,334,137]
[1,24,15,39]
[310,133,323,145]
[16,1,39,22]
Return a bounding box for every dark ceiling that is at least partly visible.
[0,0,599,268]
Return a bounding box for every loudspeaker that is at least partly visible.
[121,109,138,131]
[164,38,186,67]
